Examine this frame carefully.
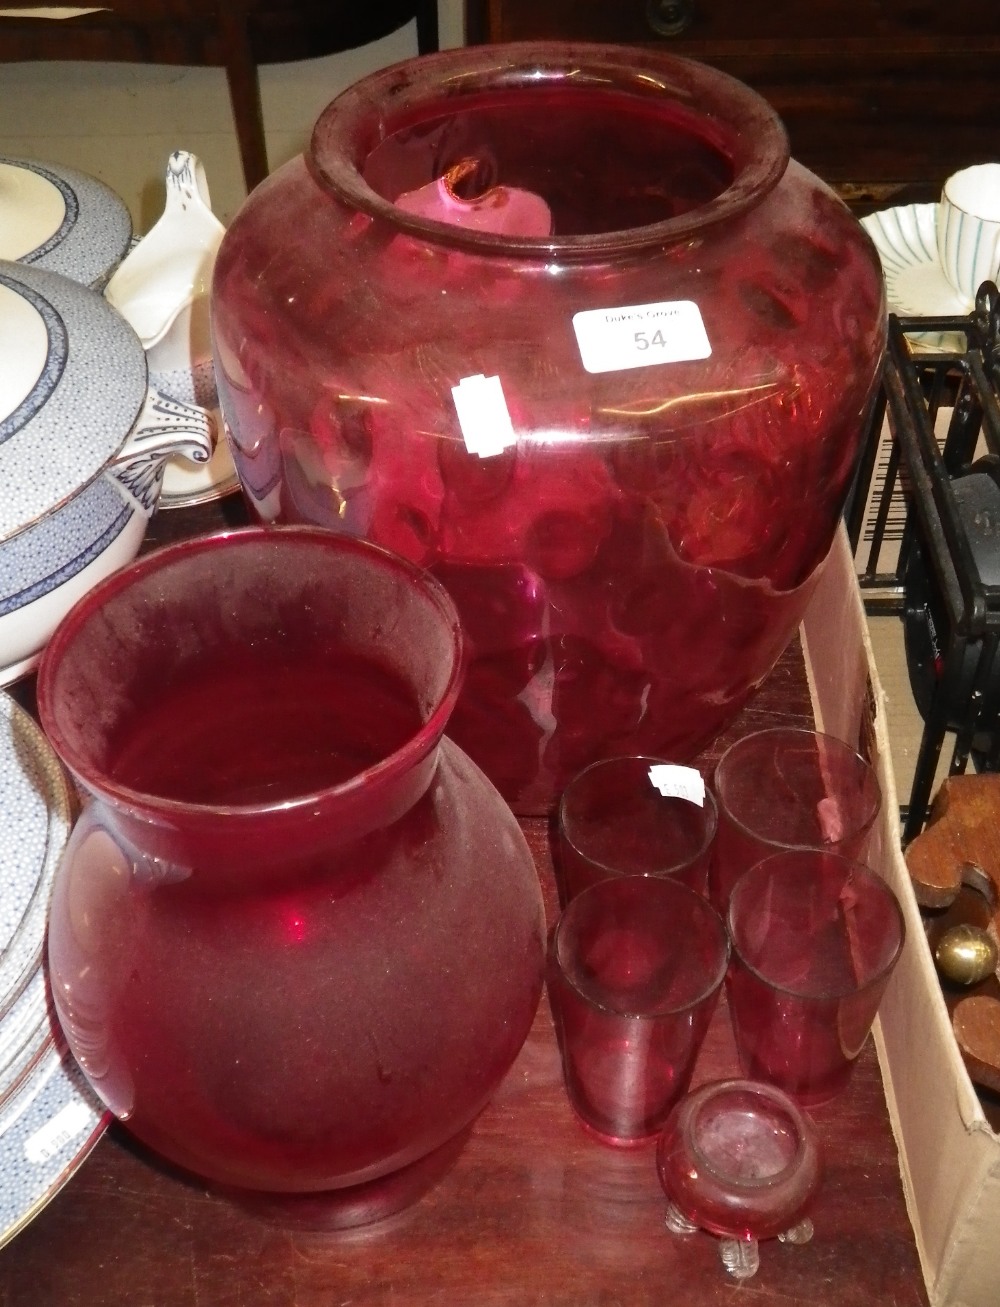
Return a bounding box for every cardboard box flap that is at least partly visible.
[802,526,1000,1305]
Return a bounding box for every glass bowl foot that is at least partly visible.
[664,1201,699,1236]
[665,1203,814,1279]
[720,1237,760,1280]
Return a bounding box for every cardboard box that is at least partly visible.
[801,525,1000,1307]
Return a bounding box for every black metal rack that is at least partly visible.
[849,283,1000,843]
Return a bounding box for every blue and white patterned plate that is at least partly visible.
[0,1037,106,1252]
[0,969,50,1104]
[0,260,148,543]
[0,693,73,1016]
[0,157,132,290]
[0,692,103,1249]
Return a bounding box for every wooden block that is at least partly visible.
[906,775,1000,1093]
[904,774,1000,910]
[953,995,1000,1096]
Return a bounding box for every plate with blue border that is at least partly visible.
[0,692,73,1014]
[0,1037,107,1251]
[0,690,106,1247]
[0,156,132,290]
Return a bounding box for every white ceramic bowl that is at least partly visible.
[0,260,213,683]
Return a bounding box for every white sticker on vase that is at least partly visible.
[451,374,517,458]
[648,764,706,806]
[572,300,712,374]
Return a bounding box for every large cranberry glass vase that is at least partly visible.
[211,43,887,813]
[39,526,545,1225]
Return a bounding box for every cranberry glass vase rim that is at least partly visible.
[680,1078,816,1192]
[558,754,719,876]
[713,726,883,850]
[726,851,906,1001]
[307,41,790,261]
[36,525,466,820]
[553,877,730,1018]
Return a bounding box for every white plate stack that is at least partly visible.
[0,692,106,1250]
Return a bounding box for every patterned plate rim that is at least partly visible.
[0,693,73,1017]
[0,1037,108,1252]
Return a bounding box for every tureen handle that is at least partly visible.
[108,388,215,516]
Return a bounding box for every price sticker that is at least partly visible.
[24,1100,94,1165]
[451,373,517,458]
[572,300,712,374]
[647,764,706,806]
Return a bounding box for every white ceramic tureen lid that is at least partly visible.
[0,260,147,543]
[0,156,132,288]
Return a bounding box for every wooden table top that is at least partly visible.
[0,498,929,1307]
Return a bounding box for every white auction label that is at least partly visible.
[572,300,712,375]
[647,764,706,806]
[24,1100,93,1165]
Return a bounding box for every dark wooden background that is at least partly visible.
[465,0,1000,214]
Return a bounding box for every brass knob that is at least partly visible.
[934,924,999,986]
[645,0,695,38]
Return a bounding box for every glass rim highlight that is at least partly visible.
[558,754,719,880]
[309,41,790,261]
[713,725,882,852]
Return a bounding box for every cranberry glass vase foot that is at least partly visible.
[222,1129,472,1231]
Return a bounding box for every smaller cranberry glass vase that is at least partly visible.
[656,1078,821,1280]
[38,526,546,1227]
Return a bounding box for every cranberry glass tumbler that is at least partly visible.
[548,877,729,1144]
[211,42,887,813]
[726,851,904,1106]
[39,527,546,1226]
[557,756,717,902]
